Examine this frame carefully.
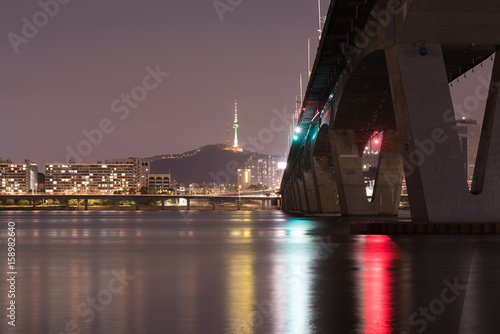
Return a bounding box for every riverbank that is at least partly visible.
[0,204,277,211]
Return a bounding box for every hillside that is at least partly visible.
[149,144,268,184]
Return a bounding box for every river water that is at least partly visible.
[0,210,499,334]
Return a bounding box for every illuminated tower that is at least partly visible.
[233,100,239,147]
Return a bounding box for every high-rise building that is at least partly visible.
[233,100,239,147]
[106,157,151,188]
[457,119,481,185]
[237,168,251,190]
[0,159,38,193]
[244,155,284,190]
[45,162,135,194]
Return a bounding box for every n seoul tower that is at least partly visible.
[233,100,239,147]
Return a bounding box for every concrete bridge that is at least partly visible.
[280,0,500,222]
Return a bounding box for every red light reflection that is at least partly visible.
[356,235,399,333]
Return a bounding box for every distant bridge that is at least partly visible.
[0,194,278,211]
[281,0,500,222]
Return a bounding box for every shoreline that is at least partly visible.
[0,205,277,211]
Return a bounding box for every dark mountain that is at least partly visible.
[148,144,261,185]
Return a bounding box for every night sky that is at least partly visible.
[0,0,494,166]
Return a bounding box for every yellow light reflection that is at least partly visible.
[226,229,256,334]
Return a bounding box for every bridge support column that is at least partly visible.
[331,129,370,215]
[300,177,311,213]
[386,44,476,222]
[237,198,240,210]
[312,156,338,213]
[212,199,216,210]
[288,186,296,211]
[187,198,190,210]
[136,199,140,210]
[77,199,80,211]
[33,199,36,210]
[331,128,402,216]
[282,186,289,211]
[288,183,298,211]
[294,180,304,212]
[161,198,165,210]
[84,199,88,211]
[303,171,320,213]
[372,129,404,215]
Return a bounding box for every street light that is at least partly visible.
[317,0,323,40]
[299,72,308,106]
[307,36,319,78]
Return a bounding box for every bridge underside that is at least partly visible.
[281,0,500,222]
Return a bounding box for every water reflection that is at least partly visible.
[1,211,500,334]
[283,222,313,334]
[354,235,400,334]
[226,228,256,334]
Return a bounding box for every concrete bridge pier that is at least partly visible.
[84,199,88,211]
[386,44,469,222]
[285,189,293,211]
[311,155,338,213]
[282,186,291,211]
[303,170,320,213]
[282,187,288,211]
[296,178,309,212]
[187,198,190,210]
[331,128,402,216]
[386,44,500,222]
[289,181,301,211]
[331,129,371,215]
[293,181,303,212]
[161,198,165,210]
[374,130,404,215]
[286,184,296,211]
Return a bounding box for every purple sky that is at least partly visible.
[0,0,494,166]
